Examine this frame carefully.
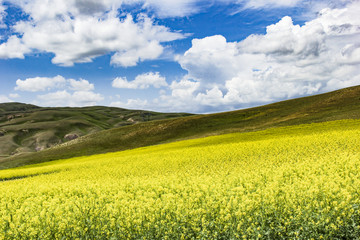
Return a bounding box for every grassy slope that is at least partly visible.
[0,103,191,161]
[1,85,360,169]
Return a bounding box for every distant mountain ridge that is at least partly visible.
[1,85,360,169]
[0,102,40,113]
[0,104,192,161]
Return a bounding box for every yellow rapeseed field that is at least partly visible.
[1,119,360,239]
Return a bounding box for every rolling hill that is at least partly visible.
[0,103,192,162]
[1,85,360,169]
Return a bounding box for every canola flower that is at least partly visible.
[0,119,360,239]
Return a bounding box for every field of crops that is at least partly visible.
[1,119,360,239]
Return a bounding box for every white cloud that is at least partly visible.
[148,77,202,112]
[36,91,71,106]
[112,77,134,89]
[37,90,104,107]
[14,75,103,107]
[112,72,167,89]
[0,1,185,66]
[169,78,200,98]
[110,40,163,67]
[15,75,67,92]
[15,75,98,93]
[69,78,94,91]
[166,2,360,112]
[110,98,148,110]
[239,16,325,57]
[0,36,31,59]
[178,35,241,86]
[72,91,104,105]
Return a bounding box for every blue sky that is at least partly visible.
[0,0,359,113]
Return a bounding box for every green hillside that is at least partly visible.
[0,104,191,162]
[1,85,360,169]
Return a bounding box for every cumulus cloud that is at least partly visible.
[0,1,185,66]
[110,40,164,67]
[14,75,103,107]
[110,98,148,110]
[15,75,67,92]
[37,90,104,107]
[69,79,94,91]
[239,16,325,58]
[164,2,360,112]
[112,72,167,89]
[15,75,98,93]
[178,35,242,86]
[0,36,31,59]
